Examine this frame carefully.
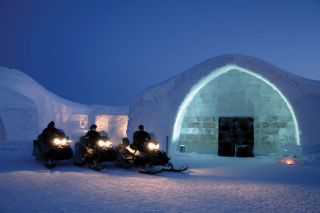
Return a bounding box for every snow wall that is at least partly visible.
[0,67,128,144]
[127,54,320,157]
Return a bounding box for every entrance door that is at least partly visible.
[218,117,254,157]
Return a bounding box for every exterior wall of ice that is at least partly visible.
[0,117,6,140]
[43,112,128,145]
[0,93,39,140]
[179,69,296,155]
[95,115,128,144]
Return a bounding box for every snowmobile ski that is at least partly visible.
[136,163,188,174]
[88,164,105,171]
[137,169,162,175]
[162,163,188,172]
[136,165,163,175]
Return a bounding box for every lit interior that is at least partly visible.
[95,115,112,132]
[95,115,128,139]
[71,114,88,129]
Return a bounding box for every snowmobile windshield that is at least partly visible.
[55,129,66,137]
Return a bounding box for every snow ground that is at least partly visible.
[0,141,320,213]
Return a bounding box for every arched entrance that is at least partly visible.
[172,65,300,156]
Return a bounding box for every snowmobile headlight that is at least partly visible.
[97,140,105,147]
[97,140,112,148]
[147,142,160,151]
[53,138,67,146]
[105,140,112,148]
[87,148,94,154]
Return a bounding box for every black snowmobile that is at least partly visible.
[117,140,188,174]
[33,129,73,169]
[73,132,117,171]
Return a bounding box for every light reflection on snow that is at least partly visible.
[280,157,296,166]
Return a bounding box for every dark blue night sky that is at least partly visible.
[0,0,319,106]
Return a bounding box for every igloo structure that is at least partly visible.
[127,54,320,156]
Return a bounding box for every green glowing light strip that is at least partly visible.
[171,64,300,153]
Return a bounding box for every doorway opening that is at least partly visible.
[218,117,254,157]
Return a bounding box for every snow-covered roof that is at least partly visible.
[127,54,320,153]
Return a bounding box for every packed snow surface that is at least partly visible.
[0,141,320,213]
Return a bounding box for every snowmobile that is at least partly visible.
[33,129,73,169]
[73,132,117,171]
[117,139,188,174]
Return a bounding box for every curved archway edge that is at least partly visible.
[171,65,300,154]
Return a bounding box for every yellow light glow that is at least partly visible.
[147,142,160,151]
[53,138,60,145]
[97,140,113,148]
[61,138,67,145]
[280,157,296,165]
[105,140,112,148]
[53,138,67,146]
[97,140,105,147]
